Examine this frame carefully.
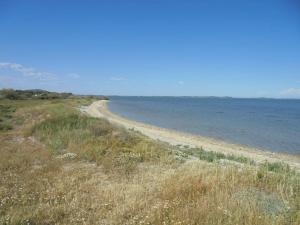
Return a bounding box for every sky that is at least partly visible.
[0,0,300,98]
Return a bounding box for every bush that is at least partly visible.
[1,89,21,100]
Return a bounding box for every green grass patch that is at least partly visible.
[259,161,294,174]
[0,104,16,131]
[183,146,254,164]
[31,111,175,174]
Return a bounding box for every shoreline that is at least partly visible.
[85,100,300,169]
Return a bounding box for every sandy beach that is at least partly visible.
[85,100,300,169]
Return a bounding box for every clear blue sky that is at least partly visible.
[0,0,300,98]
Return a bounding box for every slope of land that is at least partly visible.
[0,96,299,225]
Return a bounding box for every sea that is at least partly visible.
[108,96,300,155]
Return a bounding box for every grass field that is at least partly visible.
[0,98,299,225]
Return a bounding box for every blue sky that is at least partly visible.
[0,0,300,98]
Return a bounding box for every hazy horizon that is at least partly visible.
[2,88,300,100]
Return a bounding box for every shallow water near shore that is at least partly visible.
[108,96,300,155]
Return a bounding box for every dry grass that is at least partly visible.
[0,98,299,225]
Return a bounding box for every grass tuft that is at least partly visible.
[183,146,254,164]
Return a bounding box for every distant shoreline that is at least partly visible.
[85,100,300,169]
[108,95,300,100]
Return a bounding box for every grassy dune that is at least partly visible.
[0,98,299,225]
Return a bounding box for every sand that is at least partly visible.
[84,100,300,169]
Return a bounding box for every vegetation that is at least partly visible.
[182,146,254,164]
[0,88,109,100]
[0,104,16,130]
[0,89,73,100]
[0,95,299,225]
[30,113,174,175]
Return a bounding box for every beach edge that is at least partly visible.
[84,100,300,170]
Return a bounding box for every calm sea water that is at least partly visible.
[108,97,300,155]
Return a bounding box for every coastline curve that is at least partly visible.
[84,100,300,170]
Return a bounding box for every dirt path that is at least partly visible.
[84,100,300,170]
